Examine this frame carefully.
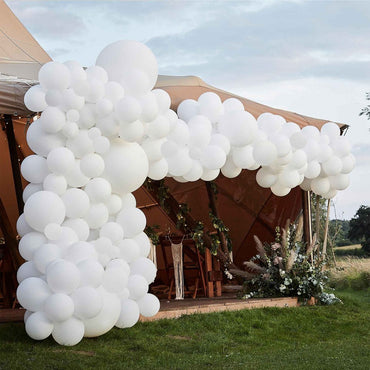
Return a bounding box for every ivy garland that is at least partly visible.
[144,179,232,256]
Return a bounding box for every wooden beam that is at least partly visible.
[2,115,24,215]
[322,199,331,259]
[205,182,229,255]
[302,190,312,246]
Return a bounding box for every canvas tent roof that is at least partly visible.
[0,0,51,116]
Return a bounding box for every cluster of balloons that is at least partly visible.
[173,96,355,198]
[18,41,163,346]
[18,39,354,346]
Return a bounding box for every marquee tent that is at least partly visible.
[0,0,348,302]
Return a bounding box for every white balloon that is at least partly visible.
[17,277,51,312]
[183,160,203,182]
[23,183,43,203]
[271,184,291,197]
[44,293,75,322]
[62,188,90,218]
[146,115,171,139]
[104,81,125,103]
[96,40,158,95]
[105,194,123,215]
[201,168,220,181]
[322,156,342,176]
[24,191,66,233]
[305,161,321,179]
[221,155,242,178]
[39,61,71,90]
[177,99,199,122]
[21,155,49,183]
[341,154,356,174]
[25,311,53,340]
[115,96,141,123]
[200,145,226,170]
[72,286,103,319]
[116,299,140,328]
[43,174,67,195]
[33,243,61,273]
[84,177,112,203]
[233,145,257,169]
[127,274,148,300]
[210,133,231,155]
[290,132,307,149]
[66,130,94,159]
[17,261,40,283]
[153,89,171,113]
[24,85,47,112]
[253,141,277,166]
[278,170,300,188]
[47,147,75,175]
[321,122,340,139]
[52,317,84,346]
[103,139,149,194]
[116,208,146,238]
[84,203,109,229]
[148,158,168,180]
[118,120,144,142]
[83,288,121,337]
[100,222,124,243]
[65,241,98,264]
[137,293,160,317]
[130,257,157,284]
[223,98,244,112]
[16,213,33,237]
[300,177,312,191]
[46,259,80,294]
[311,177,331,196]
[256,168,277,188]
[118,239,141,263]
[198,92,224,123]
[103,267,128,294]
[80,153,105,178]
[27,120,65,157]
[329,174,350,190]
[41,107,66,133]
[133,232,151,257]
[78,259,104,287]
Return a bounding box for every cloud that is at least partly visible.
[8,2,86,39]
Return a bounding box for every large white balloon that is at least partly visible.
[24,191,66,232]
[103,139,149,194]
[96,40,158,96]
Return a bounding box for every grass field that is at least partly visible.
[0,288,369,370]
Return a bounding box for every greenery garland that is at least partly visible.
[144,179,232,255]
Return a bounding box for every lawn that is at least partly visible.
[0,289,369,370]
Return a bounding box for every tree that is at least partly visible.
[360,92,370,120]
[348,205,370,255]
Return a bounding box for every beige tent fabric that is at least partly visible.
[0,0,51,79]
[156,75,348,131]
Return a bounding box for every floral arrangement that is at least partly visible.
[241,220,341,304]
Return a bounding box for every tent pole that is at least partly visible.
[303,190,312,245]
[3,115,24,215]
[322,199,331,259]
[315,194,321,252]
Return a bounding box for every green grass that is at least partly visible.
[0,289,369,370]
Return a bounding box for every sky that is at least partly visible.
[6,0,370,220]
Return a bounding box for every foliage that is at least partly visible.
[0,290,369,369]
[348,205,370,254]
[144,225,160,245]
[241,224,338,302]
[359,91,370,120]
[145,179,232,256]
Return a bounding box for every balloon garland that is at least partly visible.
[17,40,355,346]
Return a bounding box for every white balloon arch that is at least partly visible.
[17,40,355,346]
